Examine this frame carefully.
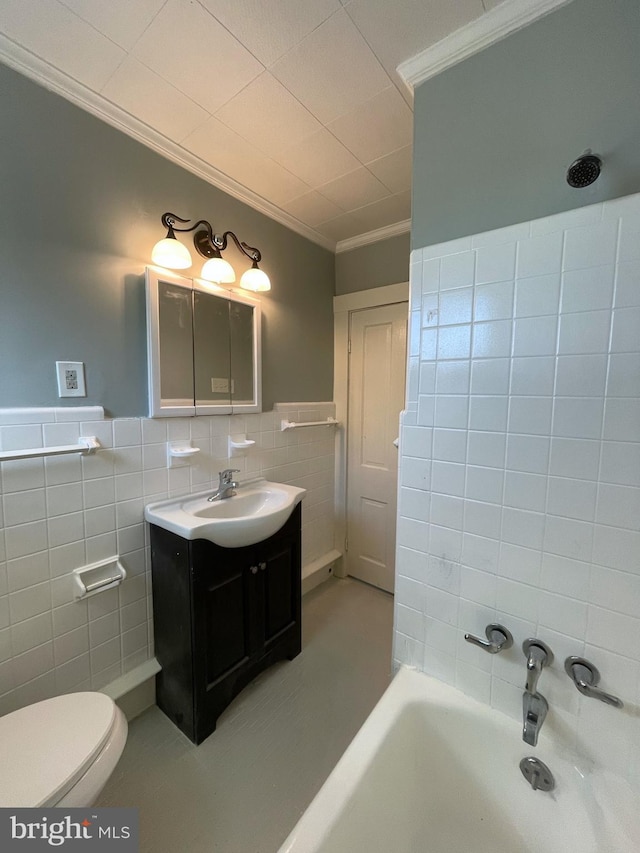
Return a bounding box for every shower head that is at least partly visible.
[566,151,602,188]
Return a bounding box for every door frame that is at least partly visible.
[333,282,409,579]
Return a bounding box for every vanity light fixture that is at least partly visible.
[151,212,271,292]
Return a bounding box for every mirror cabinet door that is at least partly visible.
[193,281,261,416]
[147,269,196,417]
[193,290,232,414]
[229,300,256,407]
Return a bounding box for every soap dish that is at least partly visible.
[167,441,200,467]
[229,434,256,456]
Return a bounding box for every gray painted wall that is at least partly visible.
[412,0,640,248]
[334,232,410,294]
[0,64,334,417]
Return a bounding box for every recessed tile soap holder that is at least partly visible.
[229,434,256,456]
[167,441,200,467]
[73,557,126,600]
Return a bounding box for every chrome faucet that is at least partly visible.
[564,656,624,708]
[521,639,553,746]
[523,639,552,695]
[464,623,513,654]
[208,468,240,502]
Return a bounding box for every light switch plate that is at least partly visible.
[56,361,86,397]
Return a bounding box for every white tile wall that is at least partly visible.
[395,193,640,787]
[0,403,335,716]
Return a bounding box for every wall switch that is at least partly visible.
[56,361,86,397]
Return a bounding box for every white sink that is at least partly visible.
[144,479,306,548]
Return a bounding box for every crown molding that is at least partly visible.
[0,36,336,252]
[397,0,575,90]
[335,218,411,254]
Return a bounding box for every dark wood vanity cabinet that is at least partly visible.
[150,504,301,744]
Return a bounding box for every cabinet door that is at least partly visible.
[191,541,260,689]
[260,531,300,649]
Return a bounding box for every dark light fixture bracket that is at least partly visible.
[193,226,224,260]
[161,212,261,264]
[160,211,192,240]
[216,230,261,265]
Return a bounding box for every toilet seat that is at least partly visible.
[0,692,120,807]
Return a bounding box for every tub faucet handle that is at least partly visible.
[564,656,623,708]
[522,639,553,695]
[464,623,513,654]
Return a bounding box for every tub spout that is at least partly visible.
[526,654,543,695]
[522,691,548,747]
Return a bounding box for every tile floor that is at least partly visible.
[97,577,394,852]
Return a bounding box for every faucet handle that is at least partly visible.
[564,656,624,708]
[219,468,240,483]
[464,623,513,654]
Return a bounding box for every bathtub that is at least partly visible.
[279,667,640,853]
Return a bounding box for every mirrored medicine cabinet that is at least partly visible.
[145,266,262,417]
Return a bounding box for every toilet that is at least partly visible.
[0,692,127,807]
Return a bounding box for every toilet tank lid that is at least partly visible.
[0,691,117,808]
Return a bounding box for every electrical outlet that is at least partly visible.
[65,369,78,390]
[56,361,86,397]
[211,377,229,393]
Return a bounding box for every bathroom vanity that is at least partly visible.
[149,504,302,744]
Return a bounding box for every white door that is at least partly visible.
[347,302,407,593]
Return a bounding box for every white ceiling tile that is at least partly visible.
[327,86,413,164]
[270,9,390,124]
[344,0,484,80]
[350,190,412,232]
[199,0,341,66]
[282,192,344,228]
[182,117,268,181]
[132,0,263,114]
[229,158,312,207]
[101,57,208,143]
[215,73,322,160]
[317,167,389,212]
[59,0,166,51]
[315,212,370,242]
[1,0,125,90]
[184,120,309,207]
[367,145,413,194]
[274,128,360,187]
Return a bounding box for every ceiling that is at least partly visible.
[0,0,516,250]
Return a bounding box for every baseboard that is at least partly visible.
[115,679,157,721]
[100,657,161,721]
[302,549,342,596]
